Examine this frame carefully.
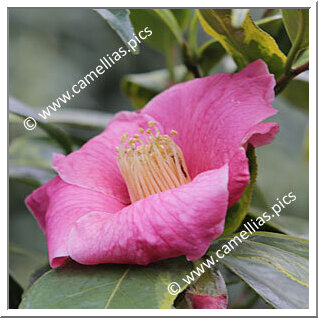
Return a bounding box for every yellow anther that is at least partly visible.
[171,130,178,135]
[121,132,129,142]
[148,121,156,128]
[116,125,191,203]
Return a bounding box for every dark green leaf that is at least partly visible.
[293,48,309,67]
[9,275,23,309]
[171,9,192,31]
[9,97,73,154]
[223,147,257,235]
[209,232,309,308]
[150,9,183,46]
[257,15,284,37]
[197,9,286,78]
[198,41,226,76]
[129,9,183,52]
[94,9,139,54]
[20,258,193,309]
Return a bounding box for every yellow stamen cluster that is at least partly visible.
[116,121,191,203]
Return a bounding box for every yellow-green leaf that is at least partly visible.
[197,9,286,78]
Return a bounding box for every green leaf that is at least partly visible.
[189,13,199,52]
[121,65,188,108]
[281,9,309,74]
[209,232,309,308]
[129,9,183,52]
[281,9,309,49]
[223,147,257,235]
[20,258,193,309]
[129,9,184,80]
[256,15,284,38]
[176,265,227,308]
[171,9,192,31]
[94,9,139,54]
[9,97,73,154]
[9,243,48,290]
[198,41,226,76]
[197,9,286,78]
[149,9,184,46]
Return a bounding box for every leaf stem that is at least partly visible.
[275,61,309,95]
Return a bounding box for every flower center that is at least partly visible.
[116,121,191,203]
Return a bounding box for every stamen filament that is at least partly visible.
[116,122,191,203]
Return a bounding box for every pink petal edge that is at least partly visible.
[67,165,229,266]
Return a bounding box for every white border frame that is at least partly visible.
[3,1,316,316]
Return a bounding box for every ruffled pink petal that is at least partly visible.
[68,165,229,266]
[25,176,124,268]
[228,148,250,207]
[242,122,280,148]
[188,295,227,309]
[228,122,279,206]
[141,60,279,205]
[52,111,159,204]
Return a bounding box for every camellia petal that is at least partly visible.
[228,122,279,206]
[25,176,124,268]
[68,165,229,266]
[52,111,160,204]
[141,60,279,205]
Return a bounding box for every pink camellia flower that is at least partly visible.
[26,60,279,268]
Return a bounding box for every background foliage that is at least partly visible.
[9,8,309,309]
